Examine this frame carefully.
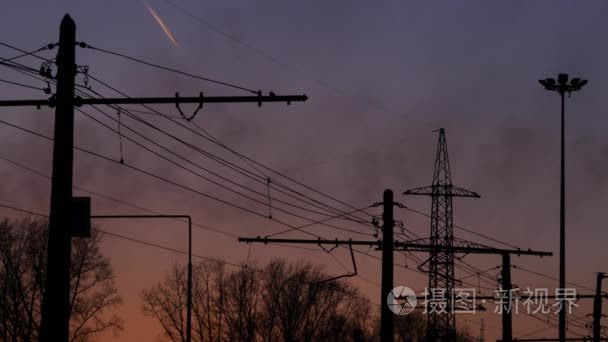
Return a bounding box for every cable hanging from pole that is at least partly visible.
[266,177,272,219]
[79,42,259,94]
[0,42,56,63]
[116,108,124,164]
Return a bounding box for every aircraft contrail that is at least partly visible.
[144,1,179,47]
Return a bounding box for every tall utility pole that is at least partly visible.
[381,189,394,342]
[538,74,588,342]
[7,15,308,342]
[403,128,479,342]
[39,14,76,342]
[502,253,513,342]
[593,272,606,342]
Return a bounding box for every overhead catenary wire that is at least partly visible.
[81,73,380,232]
[0,78,45,91]
[81,43,258,94]
[403,206,521,249]
[78,75,376,231]
[513,264,595,292]
[0,54,368,232]
[0,42,54,64]
[73,105,374,238]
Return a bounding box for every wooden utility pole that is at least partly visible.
[39,14,76,342]
[4,15,308,342]
[593,272,606,342]
[381,189,394,342]
[502,253,513,342]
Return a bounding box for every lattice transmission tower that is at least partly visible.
[404,128,479,341]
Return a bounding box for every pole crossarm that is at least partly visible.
[393,241,552,256]
[0,94,308,107]
[91,214,190,220]
[238,236,380,247]
[237,237,552,257]
[403,184,480,198]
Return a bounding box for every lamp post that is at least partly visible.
[91,215,192,342]
[538,74,588,342]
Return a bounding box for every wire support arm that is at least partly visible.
[0,94,308,107]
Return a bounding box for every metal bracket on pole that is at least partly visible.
[175,92,204,122]
[318,242,358,284]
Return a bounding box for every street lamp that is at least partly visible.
[538,73,588,342]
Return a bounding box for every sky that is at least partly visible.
[1,0,608,340]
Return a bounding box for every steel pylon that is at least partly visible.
[404,128,479,341]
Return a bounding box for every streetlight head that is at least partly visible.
[578,79,588,88]
[545,78,557,86]
[538,79,548,87]
[570,78,581,86]
[558,73,569,84]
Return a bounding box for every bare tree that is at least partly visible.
[68,229,123,341]
[222,264,260,342]
[143,258,372,342]
[0,217,123,342]
[259,259,371,341]
[193,261,225,342]
[143,260,227,342]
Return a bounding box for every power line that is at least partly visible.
[81,43,258,94]
[0,203,47,217]
[1,52,370,235]
[80,74,376,231]
[0,42,54,63]
[0,78,45,91]
[32,68,384,246]
[73,107,374,237]
[403,206,520,249]
[83,73,379,234]
[76,104,374,237]
[513,265,595,293]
